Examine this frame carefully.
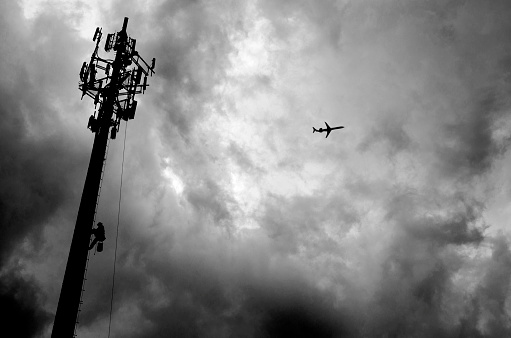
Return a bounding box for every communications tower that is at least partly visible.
[52,17,155,337]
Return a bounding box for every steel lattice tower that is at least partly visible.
[52,17,155,337]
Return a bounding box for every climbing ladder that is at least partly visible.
[73,139,111,337]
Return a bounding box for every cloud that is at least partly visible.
[0,267,51,338]
[3,0,511,337]
[0,3,93,336]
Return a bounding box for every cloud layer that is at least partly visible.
[2,1,511,337]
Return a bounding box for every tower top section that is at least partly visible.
[79,17,155,138]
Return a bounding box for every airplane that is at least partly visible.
[313,122,344,138]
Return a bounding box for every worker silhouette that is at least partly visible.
[89,222,106,251]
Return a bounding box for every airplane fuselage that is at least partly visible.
[313,122,344,138]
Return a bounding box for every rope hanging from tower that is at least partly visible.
[108,121,128,338]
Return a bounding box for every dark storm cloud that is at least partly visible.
[92,237,354,338]
[0,268,51,338]
[0,2,92,337]
[386,193,485,246]
[74,1,511,337]
[468,237,511,336]
[346,190,485,337]
[250,185,491,338]
[426,1,511,179]
[4,0,511,337]
[349,0,511,181]
[0,3,86,265]
[137,1,511,336]
[438,87,508,178]
[245,278,351,338]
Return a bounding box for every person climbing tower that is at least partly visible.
[89,222,106,252]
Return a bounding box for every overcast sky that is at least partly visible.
[2,0,511,337]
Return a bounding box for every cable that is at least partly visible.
[108,122,128,338]
[75,138,111,337]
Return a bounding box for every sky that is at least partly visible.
[2,0,511,337]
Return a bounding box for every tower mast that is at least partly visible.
[52,17,155,337]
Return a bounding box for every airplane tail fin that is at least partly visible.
[313,127,317,133]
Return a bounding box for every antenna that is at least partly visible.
[51,17,155,338]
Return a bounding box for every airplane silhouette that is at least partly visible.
[313,122,344,138]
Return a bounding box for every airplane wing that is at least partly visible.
[325,121,330,129]
[326,129,331,138]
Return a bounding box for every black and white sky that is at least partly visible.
[2,0,511,337]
